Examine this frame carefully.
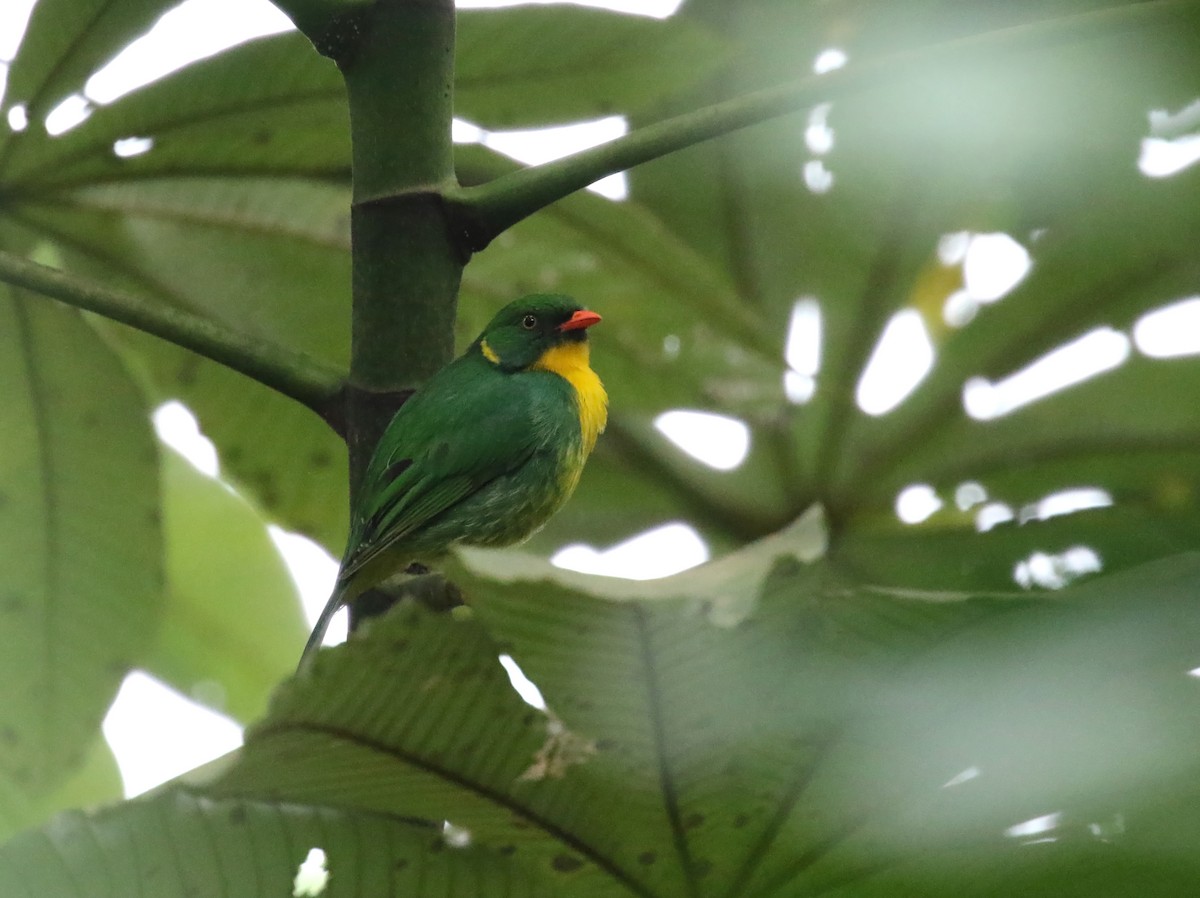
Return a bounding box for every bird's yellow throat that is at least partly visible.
[532,342,608,454]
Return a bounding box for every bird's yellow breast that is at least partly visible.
[532,341,608,455]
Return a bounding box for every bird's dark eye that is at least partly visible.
[522,314,538,330]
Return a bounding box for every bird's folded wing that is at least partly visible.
[341,375,540,579]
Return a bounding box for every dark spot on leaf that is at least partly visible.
[638,851,656,866]
[684,813,705,829]
[573,698,594,711]
[498,845,516,856]
[391,639,408,652]
[1,726,18,745]
[228,805,247,825]
[310,449,333,469]
[733,813,750,828]
[693,859,712,878]
[2,594,24,614]
[394,858,409,870]
[510,818,530,830]
[82,412,101,429]
[176,357,200,387]
[224,446,244,464]
[253,130,271,144]
[428,838,445,852]
[595,739,617,752]
[522,712,537,726]
[551,855,583,873]
[148,508,162,526]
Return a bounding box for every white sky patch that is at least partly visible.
[963,233,1031,302]
[7,103,26,132]
[485,116,629,199]
[802,158,834,194]
[269,526,342,639]
[114,135,154,157]
[1139,100,1200,178]
[943,232,1032,327]
[1139,135,1200,178]
[783,370,816,404]
[855,309,935,416]
[804,103,833,155]
[1005,812,1062,839]
[813,48,848,75]
[942,765,980,788]
[1133,296,1200,358]
[963,328,1130,421]
[44,93,91,135]
[954,481,987,511]
[1014,547,1102,590]
[458,0,683,17]
[452,118,485,143]
[553,521,708,580]
[0,0,35,61]
[499,654,547,710]
[154,400,219,477]
[1019,487,1112,525]
[655,409,750,470]
[895,484,942,524]
[103,671,243,797]
[937,231,971,266]
[293,848,329,897]
[975,501,1015,533]
[783,297,821,404]
[85,0,293,105]
[1188,666,1200,679]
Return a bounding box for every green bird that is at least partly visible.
[299,294,607,669]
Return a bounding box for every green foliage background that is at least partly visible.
[2,0,1200,895]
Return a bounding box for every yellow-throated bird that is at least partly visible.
[299,294,607,669]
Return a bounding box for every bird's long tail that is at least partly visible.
[297,577,351,673]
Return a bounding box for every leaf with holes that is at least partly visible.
[21,528,1191,896]
[0,790,551,897]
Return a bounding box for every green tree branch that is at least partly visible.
[340,0,461,493]
[448,0,1192,249]
[268,0,373,63]
[0,248,345,422]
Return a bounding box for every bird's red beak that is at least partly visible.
[559,309,602,332]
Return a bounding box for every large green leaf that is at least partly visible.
[0,289,161,813]
[611,0,1200,590]
[455,6,727,129]
[18,531,1197,895]
[0,24,352,550]
[144,449,308,724]
[8,179,351,365]
[4,33,348,189]
[0,790,545,897]
[121,332,349,553]
[0,734,123,844]
[0,0,174,138]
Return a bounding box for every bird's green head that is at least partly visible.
[474,294,602,371]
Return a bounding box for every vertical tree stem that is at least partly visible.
[341,0,462,493]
